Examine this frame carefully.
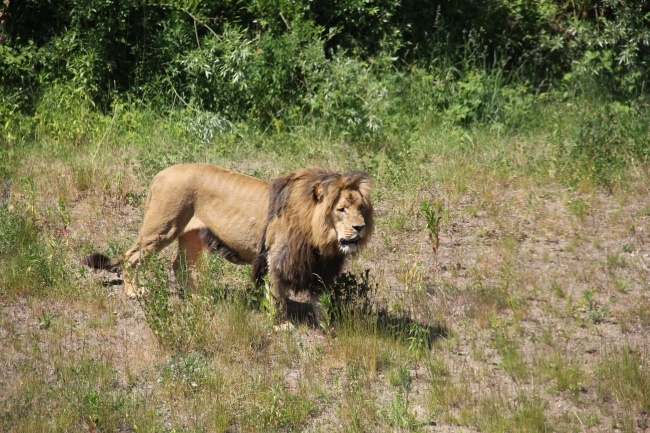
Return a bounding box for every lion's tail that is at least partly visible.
[82,253,122,271]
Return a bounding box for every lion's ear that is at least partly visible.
[346,172,373,197]
[313,182,325,202]
[357,178,373,199]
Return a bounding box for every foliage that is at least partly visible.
[2,0,649,133]
[421,200,444,261]
[1,1,649,188]
[0,206,67,298]
[325,269,376,323]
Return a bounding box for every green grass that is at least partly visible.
[597,347,650,413]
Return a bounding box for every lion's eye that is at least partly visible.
[337,207,345,213]
[359,205,365,212]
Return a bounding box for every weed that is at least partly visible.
[259,382,315,431]
[384,365,421,430]
[566,196,591,221]
[56,197,71,236]
[136,252,200,353]
[425,355,469,419]
[38,310,54,330]
[466,285,510,326]
[124,190,146,207]
[72,161,95,192]
[467,392,550,433]
[551,281,566,298]
[577,289,611,324]
[421,200,445,271]
[543,353,585,400]
[606,252,626,269]
[632,299,650,328]
[318,292,335,335]
[325,270,376,324]
[611,274,630,293]
[490,321,527,379]
[339,362,377,432]
[596,347,650,413]
[406,322,431,358]
[0,208,66,297]
[158,352,213,396]
[246,274,271,314]
[1,178,10,209]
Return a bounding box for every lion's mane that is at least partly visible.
[252,167,374,293]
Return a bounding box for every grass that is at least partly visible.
[0,93,648,431]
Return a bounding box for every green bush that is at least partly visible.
[3,0,649,118]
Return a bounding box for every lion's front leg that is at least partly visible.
[123,273,139,298]
[123,247,144,299]
[173,230,205,297]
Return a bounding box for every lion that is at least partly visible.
[83,163,374,327]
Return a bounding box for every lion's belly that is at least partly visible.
[185,213,263,262]
[214,217,262,261]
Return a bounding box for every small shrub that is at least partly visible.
[556,103,648,189]
[421,200,445,269]
[325,269,376,323]
[305,54,395,142]
[383,365,420,429]
[136,252,200,353]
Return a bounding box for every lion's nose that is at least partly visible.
[353,224,365,234]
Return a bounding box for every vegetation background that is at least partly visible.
[0,0,648,431]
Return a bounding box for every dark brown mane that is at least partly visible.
[252,167,373,294]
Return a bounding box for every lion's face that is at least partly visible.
[332,189,371,254]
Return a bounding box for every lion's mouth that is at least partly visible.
[339,237,360,253]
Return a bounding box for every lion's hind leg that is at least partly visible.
[122,219,189,298]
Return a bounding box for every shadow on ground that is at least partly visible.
[287,298,448,348]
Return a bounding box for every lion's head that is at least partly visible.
[310,170,374,256]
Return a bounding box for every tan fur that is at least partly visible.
[83,163,374,326]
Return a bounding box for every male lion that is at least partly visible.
[84,163,374,327]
